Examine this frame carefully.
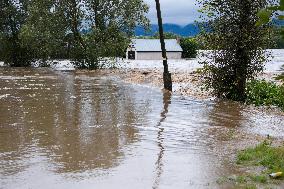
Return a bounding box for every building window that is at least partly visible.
[128,51,135,60]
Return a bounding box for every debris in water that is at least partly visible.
[269,172,283,178]
[88,125,103,128]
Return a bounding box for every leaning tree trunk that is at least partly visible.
[155,0,172,91]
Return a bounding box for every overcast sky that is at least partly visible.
[143,0,201,26]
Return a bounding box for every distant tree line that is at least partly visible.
[0,0,149,68]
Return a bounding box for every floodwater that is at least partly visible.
[0,68,284,189]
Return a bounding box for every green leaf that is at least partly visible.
[256,9,272,26]
[280,0,284,9]
[267,6,280,11]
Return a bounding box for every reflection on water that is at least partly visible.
[208,100,244,128]
[153,91,171,189]
[1,68,284,189]
[0,68,146,178]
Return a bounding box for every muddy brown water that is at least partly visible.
[0,68,284,189]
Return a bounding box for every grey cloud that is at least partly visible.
[143,0,201,25]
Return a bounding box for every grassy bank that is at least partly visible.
[218,141,284,188]
[237,142,284,175]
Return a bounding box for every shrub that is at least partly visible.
[246,80,284,110]
[180,37,198,58]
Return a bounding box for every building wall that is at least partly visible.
[136,52,182,60]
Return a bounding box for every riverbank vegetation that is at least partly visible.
[1,1,283,109]
[198,0,277,102]
[237,141,284,175]
[246,80,284,111]
[218,141,284,188]
[236,141,284,187]
[0,0,149,68]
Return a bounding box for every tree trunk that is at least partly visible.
[69,0,86,50]
[155,0,172,91]
[93,0,104,30]
[235,0,251,101]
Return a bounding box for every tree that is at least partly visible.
[0,0,31,66]
[155,0,172,91]
[180,37,198,58]
[80,0,149,68]
[20,0,69,60]
[153,32,178,39]
[1,0,149,68]
[199,0,275,101]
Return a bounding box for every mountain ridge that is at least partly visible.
[135,23,200,37]
[135,19,284,37]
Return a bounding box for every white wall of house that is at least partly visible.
[136,52,182,60]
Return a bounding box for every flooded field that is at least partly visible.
[0,68,284,189]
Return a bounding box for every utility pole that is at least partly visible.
[155,0,172,91]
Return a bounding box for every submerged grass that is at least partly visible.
[218,141,284,188]
[275,74,284,82]
[246,80,284,111]
[237,141,284,174]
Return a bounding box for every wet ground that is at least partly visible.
[0,68,284,189]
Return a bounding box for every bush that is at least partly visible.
[180,37,198,58]
[246,80,284,110]
[0,35,34,67]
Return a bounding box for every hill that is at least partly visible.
[135,20,284,37]
[135,23,200,37]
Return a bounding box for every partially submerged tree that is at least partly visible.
[81,0,149,68]
[155,0,172,91]
[0,0,31,66]
[20,0,68,61]
[199,0,276,101]
[0,0,149,68]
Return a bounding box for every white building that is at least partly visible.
[126,39,183,60]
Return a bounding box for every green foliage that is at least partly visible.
[272,28,284,48]
[237,142,284,175]
[246,80,284,110]
[137,32,179,39]
[0,0,33,66]
[154,32,179,39]
[19,0,68,60]
[244,185,257,189]
[256,9,273,26]
[180,37,198,58]
[257,0,284,26]
[198,0,273,101]
[249,175,267,183]
[219,142,284,188]
[0,0,149,68]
